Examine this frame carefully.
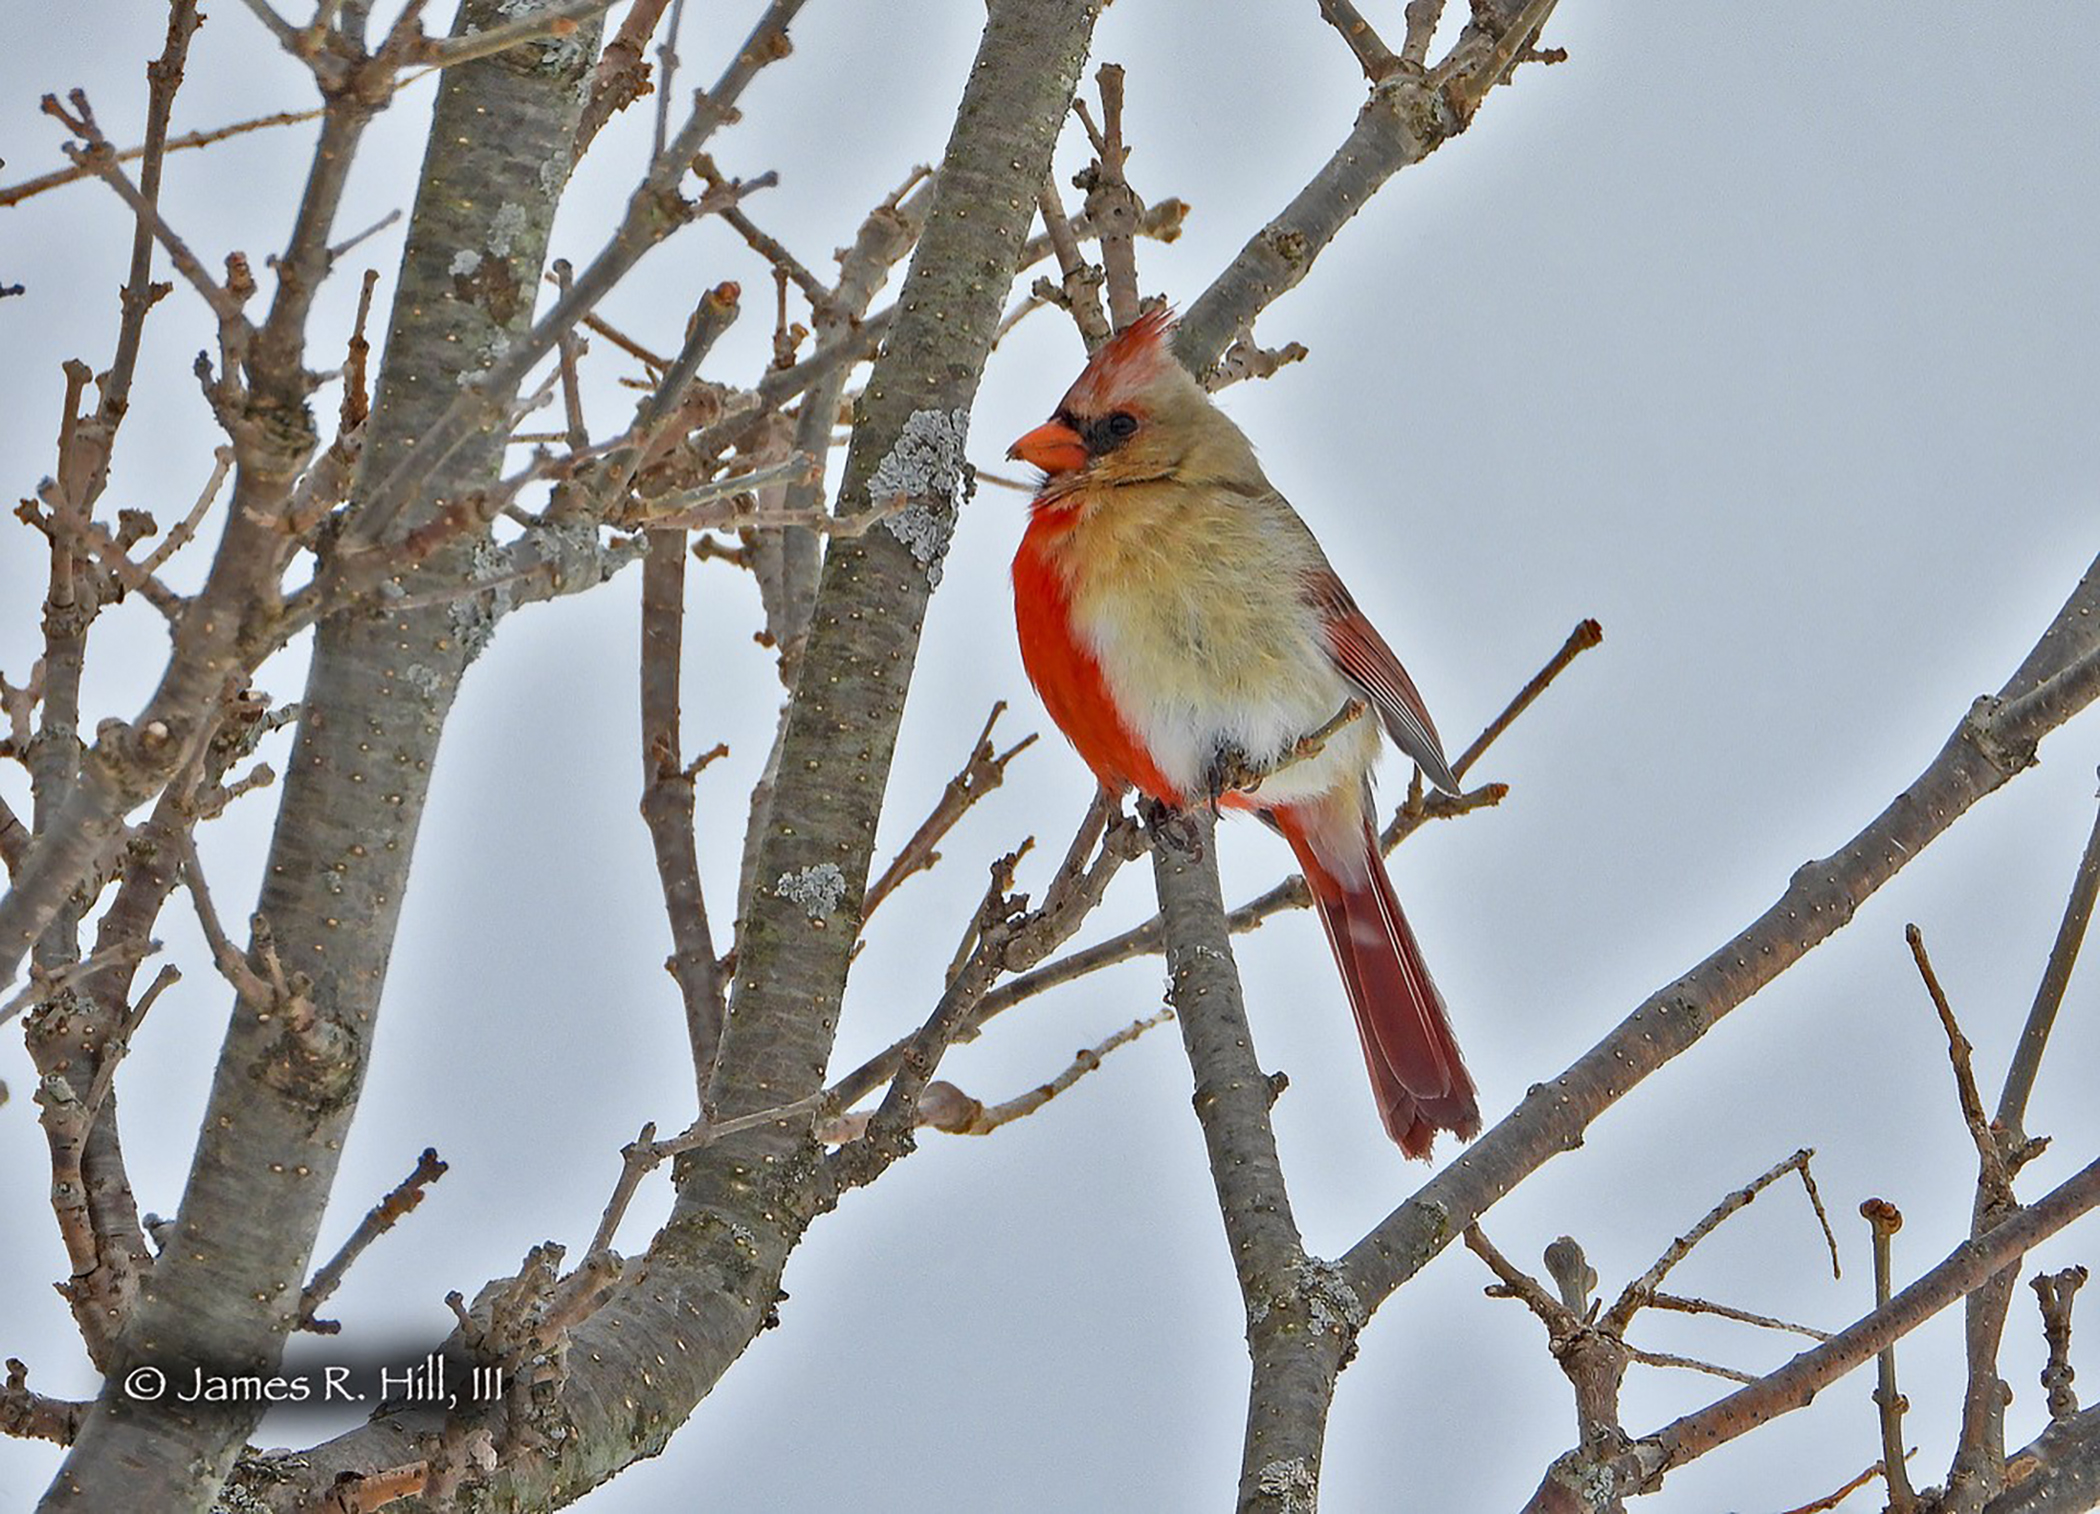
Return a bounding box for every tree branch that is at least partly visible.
[1315,0,1402,80]
[38,5,605,1503]
[1340,554,2100,1324]
[1175,0,1560,373]
[298,1149,449,1333]
[1149,807,1356,1513]
[251,5,1106,1506]
[1631,1157,2100,1495]
[825,618,1589,1110]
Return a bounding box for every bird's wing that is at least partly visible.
[1304,567,1461,795]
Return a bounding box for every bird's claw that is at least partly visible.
[1202,741,1268,811]
[1139,796,1206,860]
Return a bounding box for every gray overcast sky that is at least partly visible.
[4,2,2098,1509]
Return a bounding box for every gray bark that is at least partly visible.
[40,9,598,1507]
[1339,556,2100,1322]
[255,2,1103,1506]
[1149,811,1354,1514]
[1983,1408,2100,1514]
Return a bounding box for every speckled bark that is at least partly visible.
[1340,551,2100,1314]
[1150,812,1355,1514]
[695,0,1096,1126]
[1173,0,1551,376]
[1609,1157,2100,1504]
[1981,1407,2100,1514]
[1175,77,1452,376]
[0,70,397,990]
[544,2,1102,1498]
[250,5,1102,1509]
[39,10,597,1509]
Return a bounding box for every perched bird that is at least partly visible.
[1006,308,1479,1157]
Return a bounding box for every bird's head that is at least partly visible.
[1008,307,1232,492]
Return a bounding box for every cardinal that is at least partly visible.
[1005,308,1479,1157]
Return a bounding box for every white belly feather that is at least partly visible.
[1070,547,1382,806]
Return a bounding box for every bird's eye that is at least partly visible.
[1106,411,1140,439]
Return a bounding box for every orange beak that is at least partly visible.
[1007,417,1089,476]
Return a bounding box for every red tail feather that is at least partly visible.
[1276,806,1479,1158]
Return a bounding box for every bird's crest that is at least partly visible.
[1064,305,1177,413]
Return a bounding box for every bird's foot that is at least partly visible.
[1200,701,1367,811]
[1202,741,1268,810]
[1139,796,1207,860]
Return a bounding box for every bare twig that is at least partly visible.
[90,0,203,505]
[717,198,834,321]
[1454,618,1603,778]
[1773,1461,1891,1514]
[1,1359,88,1446]
[299,1149,449,1332]
[48,92,255,335]
[1908,923,2012,1207]
[1606,1149,1837,1333]
[141,447,233,577]
[325,208,401,262]
[952,1008,1173,1132]
[81,962,180,1122]
[585,1121,659,1261]
[1952,773,2100,1506]
[1317,0,1402,80]
[1400,0,1447,68]
[1436,0,1562,120]
[175,832,270,1005]
[581,309,671,372]
[1862,1199,1920,1512]
[53,501,186,622]
[1622,1345,1759,1386]
[864,703,1037,918]
[629,454,821,526]
[1467,1223,1572,1327]
[238,0,303,52]
[576,0,673,153]
[1648,1292,1831,1344]
[1635,1157,2100,1492]
[421,0,619,68]
[822,1008,1173,1142]
[2035,1267,2087,1422]
[1207,334,1309,391]
[640,446,733,1089]
[2000,774,2100,1134]
[1034,178,1110,349]
[583,1090,838,1261]
[651,0,686,160]
[2,102,351,208]
[2,939,160,1029]
[1078,65,1144,330]
[552,261,591,452]
[673,491,914,545]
